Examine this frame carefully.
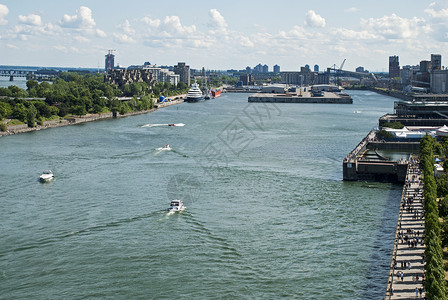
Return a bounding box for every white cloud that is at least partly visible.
[7,44,18,49]
[424,2,448,19]
[113,32,135,44]
[60,6,96,28]
[96,28,106,37]
[118,20,135,35]
[18,14,42,26]
[162,16,196,35]
[345,7,359,13]
[333,28,381,40]
[0,4,8,25]
[361,14,427,39]
[141,16,161,28]
[208,9,227,34]
[305,10,326,28]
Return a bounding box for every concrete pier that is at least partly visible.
[385,157,425,299]
[248,91,353,104]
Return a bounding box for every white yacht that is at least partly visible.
[186,82,204,102]
[39,170,54,182]
[168,199,185,213]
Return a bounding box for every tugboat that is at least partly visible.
[168,199,185,213]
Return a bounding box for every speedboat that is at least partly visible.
[39,170,54,182]
[168,199,185,213]
[156,144,171,151]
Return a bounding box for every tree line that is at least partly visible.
[419,135,448,299]
[0,72,191,129]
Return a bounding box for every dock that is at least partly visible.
[385,157,425,299]
[248,91,352,104]
[343,131,410,182]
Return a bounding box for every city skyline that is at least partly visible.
[1,1,448,72]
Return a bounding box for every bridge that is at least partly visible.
[0,69,58,82]
[0,69,33,81]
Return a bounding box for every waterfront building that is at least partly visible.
[174,62,190,86]
[105,50,115,72]
[431,54,442,71]
[273,65,280,73]
[314,65,319,72]
[356,66,364,73]
[389,55,400,78]
[106,68,154,86]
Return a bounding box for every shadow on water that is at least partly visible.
[359,183,402,300]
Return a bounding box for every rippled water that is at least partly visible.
[0,91,402,299]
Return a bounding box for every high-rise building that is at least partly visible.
[174,62,190,86]
[262,64,269,73]
[273,65,280,73]
[356,66,365,73]
[389,55,400,78]
[431,54,441,71]
[105,50,115,72]
[314,64,319,72]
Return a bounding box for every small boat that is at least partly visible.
[168,199,185,213]
[156,144,171,151]
[39,170,54,182]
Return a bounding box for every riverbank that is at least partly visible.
[0,97,184,137]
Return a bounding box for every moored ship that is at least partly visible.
[211,89,221,98]
[186,82,204,102]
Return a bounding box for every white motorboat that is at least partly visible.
[156,144,171,151]
[168,199,185,213]
[39,170,54,182]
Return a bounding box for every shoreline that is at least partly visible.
[0,97,184,137]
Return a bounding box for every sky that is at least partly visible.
[1,1,448,72]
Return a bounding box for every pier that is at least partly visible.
[385,157,425,299]
[343,131,410,182]
[248,91,352,104]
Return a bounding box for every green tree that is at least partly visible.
[26,104,37,127]
[71,105,87,117]
[12,103,27,121]
[0,102,12,119]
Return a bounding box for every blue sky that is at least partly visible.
[1,1,448,72]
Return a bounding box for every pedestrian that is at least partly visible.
[401,272,404,281]
[419,287,422,297]
[415,287,418,297]
[408,262,411,270]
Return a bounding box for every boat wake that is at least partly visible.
[141,123,185,128]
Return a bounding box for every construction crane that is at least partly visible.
[332,59,346,87]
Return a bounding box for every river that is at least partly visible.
[0,91,402,299]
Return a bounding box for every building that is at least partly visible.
[431,54,442,71]
[262,64,269,73]
[389,55,400,78]
[105,50,115,72]
[430,69,448,93]
[174,62,190,86]
[273,65,280,73]
[356,66,364,73]
[314,65,319,72]
[240,74,254,85]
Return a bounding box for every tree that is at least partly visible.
[12,103,27,121]
[26,104,37,127]
[71,105,86,117]
[0,102,12,119]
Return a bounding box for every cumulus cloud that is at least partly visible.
[305,10,326,28]
[333,28,381,40]
[60,6,96,28]
[0,4,8,25]
[424,2,448,19]
[208,9,227,34]
[18,14,42,26]
[361,14,428,39]
[113,33,135,44]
